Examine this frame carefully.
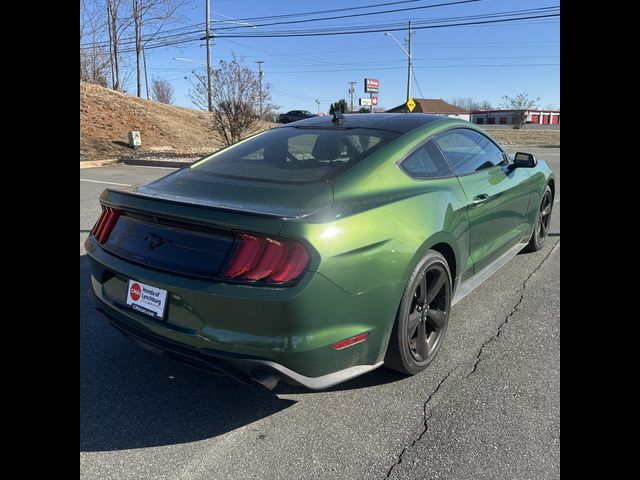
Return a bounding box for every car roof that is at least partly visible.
[282,113,459,134]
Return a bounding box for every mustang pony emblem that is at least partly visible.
[144,232,171,249]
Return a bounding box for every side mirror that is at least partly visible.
[513,152,538,168]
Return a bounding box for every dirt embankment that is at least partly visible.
[80,82,275,162]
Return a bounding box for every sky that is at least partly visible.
[125,0,560,113]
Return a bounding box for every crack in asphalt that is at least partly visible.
[465,239,560,379]
[383,239,560,479]
[384,366,458,479]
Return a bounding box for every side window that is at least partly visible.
[400,139,452,179]
[435,129,505,175]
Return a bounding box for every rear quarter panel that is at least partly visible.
[281,178,470,295]
[281,119,474,296]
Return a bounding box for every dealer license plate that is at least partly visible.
[125,279,168,320]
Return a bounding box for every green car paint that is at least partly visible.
[85,114,553,389]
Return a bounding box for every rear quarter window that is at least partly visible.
[399,140,452,179]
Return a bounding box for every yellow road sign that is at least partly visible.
[406,98,416,112]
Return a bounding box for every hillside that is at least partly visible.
[80,82,274,162]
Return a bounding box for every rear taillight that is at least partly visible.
[223,233,310,285]
[91,206,121,244]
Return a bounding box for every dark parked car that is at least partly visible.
[278,110,317,124]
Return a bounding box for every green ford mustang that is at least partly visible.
[85,113,554,390]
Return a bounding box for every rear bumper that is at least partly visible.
[85,238,403,387]
[89,287,382,390]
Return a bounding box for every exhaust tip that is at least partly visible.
[251,370,280,390]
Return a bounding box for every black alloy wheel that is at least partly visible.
[525,185,553,252]
[385,250,451,375]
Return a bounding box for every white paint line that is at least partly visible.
[80,178,132,187]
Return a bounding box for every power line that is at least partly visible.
[80,9,559,53]
[411,69,425,97]
[261,55,559,69]
[270,85,331,102]
[264,63,560,74]
[212,5,558,33]
[212,13,560,38]
[210,40,559,59]
[81,5,558,48]
[80,1,452,49]
[212,0,482,31]
[221,0,438,22]
[80,23,205,49]
[150,54,559,74]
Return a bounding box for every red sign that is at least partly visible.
[364,78,379,93]
[372,96,378,106]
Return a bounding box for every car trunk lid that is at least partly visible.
[132,167,334,219]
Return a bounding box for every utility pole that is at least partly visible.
[255,60,264,116]
[142,46,150,100]
[406,20,412,104]
[205,0,213,112]
[348,81,356,113]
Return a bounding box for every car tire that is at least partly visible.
[524,185,553,252]
[385,250,452,375]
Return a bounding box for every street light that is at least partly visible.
[315,99,320,114]
[384,20,413,104]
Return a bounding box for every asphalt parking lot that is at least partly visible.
[80,147,560,480]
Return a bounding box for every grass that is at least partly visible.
[483,128,560,146]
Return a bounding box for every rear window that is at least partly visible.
[191,127,401,183]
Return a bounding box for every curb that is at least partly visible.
[120,158,195,168]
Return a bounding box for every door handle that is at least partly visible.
[470,194,489,206]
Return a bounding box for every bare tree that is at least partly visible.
[189,56,277,146]
[106,0,134,91]
[500,92,540,129]
[80,0,110,86]
[544,103,559,111]
[151,77,174,104]
[131,0,184,98]
[447,97,493,111]
[477,99,493,110]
